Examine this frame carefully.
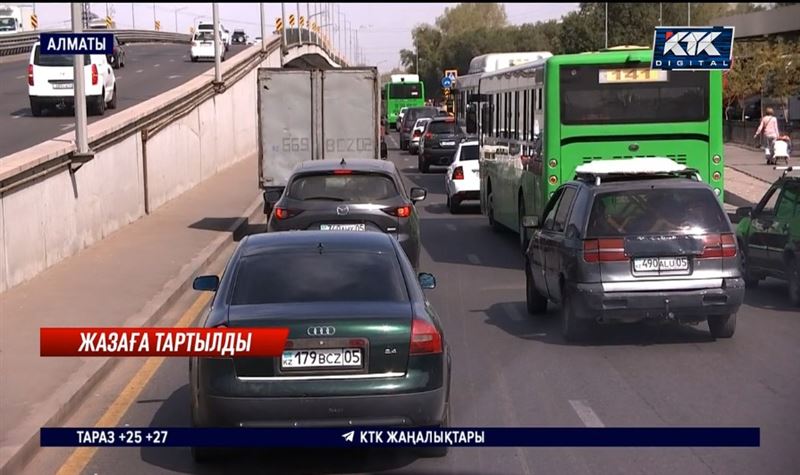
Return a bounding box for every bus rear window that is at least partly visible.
[560,65,708,125]
[390,83,421,99]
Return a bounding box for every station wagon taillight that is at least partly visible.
[583,238,626,263]
[452,166,464,180]
[91,64,98,85]
[425,131,433,140]
[699,233,737,258]
[410,317,442,355]
[27,64,33,86]
[413,130,421,138]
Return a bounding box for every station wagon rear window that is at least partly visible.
[288,173,398,202]
[586,188,728,237]
[459,145,479,160]
[231,252,409,304]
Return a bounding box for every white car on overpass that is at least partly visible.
[190,31,226,62]
[197,22,230,51]
[27,42,117,117]
[444,140,481,213]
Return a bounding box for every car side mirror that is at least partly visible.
[193,275,219,292]
[736,206,753,219]
[522,215,539,229]
[410,187,427,202]
[418,272,436,289]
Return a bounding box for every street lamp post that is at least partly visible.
[260,3,267,52]
[71,2,89,156]
[212,2,222,84]
[174,7,187,33]
[131,3,134,29]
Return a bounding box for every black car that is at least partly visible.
[265,158,427,268]
[232,29,247,44]
[736,167,800,305]
[524,159,745,341]
[106,36,125,69]
[190,231,451,461]
[417,116,466,173]
[399,107,444,150]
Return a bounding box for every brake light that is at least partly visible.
[445,116,455,122]
[273,207,303,220]
[91,64,98,85]
[452,166,464,180]
[700,233,737,258]
[425,131,433,140]
[583,238,626,263]
[333,169,352,175]
[27,64,33,86]
[409,317,442,355]
[383,205,412,218]
[413,130,421,138]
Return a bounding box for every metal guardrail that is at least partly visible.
[0,29,192,57]
[279,27,347,65]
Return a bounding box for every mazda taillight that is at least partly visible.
[583,238,626,263]
[409,317,442,355]
[382,205,412,218]
[699,233,737,258]
[27,64,33,86]
[273,207,303,220]
[91,64,98,85]
[425,131,433,140]
[452,166,464,180]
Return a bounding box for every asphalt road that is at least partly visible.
[0,43,248,159]
[24,137,800,474]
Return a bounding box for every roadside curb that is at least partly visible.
[0,194,263,475]
[726,165,773,185]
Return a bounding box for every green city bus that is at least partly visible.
[476,47,724,251]
[385,74,425,128]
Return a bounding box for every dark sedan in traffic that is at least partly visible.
[265,158,426,269]
[189,231,451,461]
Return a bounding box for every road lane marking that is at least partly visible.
[169,59,175,62]
[167,74,181,79]
[154,63,160,68]
[135,69,143,73]
[446,223,457,231]
[15,74,24,79]
[60,123,75,131]
[569,400,605,428]
[56,292,213,475]
[12,114,24,119]
[467,253,481,265]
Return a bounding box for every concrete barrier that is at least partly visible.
[0,36,319,293]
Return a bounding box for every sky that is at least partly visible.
[23,3,579,70]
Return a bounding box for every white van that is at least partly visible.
[197,22,229,51]
[27,42,117,117]
[190,31,226,62]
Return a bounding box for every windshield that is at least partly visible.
[288,173,399,202]
[586,188,729,237]
[428,121,463,135]
[560,65,709,125]
[0,17,15,28]
[231,251,408,305]
[33,45,91,67]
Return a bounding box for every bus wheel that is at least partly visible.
[518,199,529,253]
[488,193,501,232]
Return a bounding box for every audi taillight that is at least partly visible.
[409,317,442,355]
[91,64,98,85]
[273,207,303,220]
[583,238,626,263]
[27,64,33,86]
[452,166,464,180]
[383,205,412,218]
[699,233,736,258]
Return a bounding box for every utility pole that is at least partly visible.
[131,3,135,29]
[687,3,691,26]
[212,3,221,84]
[659,3,662,26]
[260,3,267,52]
[152,3,156,30]
[71,2,89,156]
[604,3,608,49]
[296,2,301,44]
[280,2,287,52]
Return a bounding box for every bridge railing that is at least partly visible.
[0,29,192,57]
[277,27,347,65]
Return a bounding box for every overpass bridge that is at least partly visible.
[1,21,798,475]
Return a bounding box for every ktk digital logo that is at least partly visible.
[651,26,734,71]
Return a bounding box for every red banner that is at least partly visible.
[40,328,289,357]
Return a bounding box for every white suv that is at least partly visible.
[445,140,481,213]
[28,42,117,117]
[197,23,229,51]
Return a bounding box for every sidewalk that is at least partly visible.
[0,155,263,474]
[725,143,788,185]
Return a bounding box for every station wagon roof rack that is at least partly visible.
[574,157,701,185]
[774,166,799,177]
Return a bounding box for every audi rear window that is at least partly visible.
[287,173,399,202]
[586,188,728,237]
[231,251,409,304]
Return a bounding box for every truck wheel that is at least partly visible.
[708,313,736,338]
[30,98,43,117]
[525,262,548,315]
[788,259,800,307]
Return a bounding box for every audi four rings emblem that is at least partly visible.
[307,326,336,336]
[336,205,350,216]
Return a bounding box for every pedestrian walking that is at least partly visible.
[754,107,780,163]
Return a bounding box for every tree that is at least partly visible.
[435,3,507,37]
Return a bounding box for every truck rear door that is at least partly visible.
[321,69,379,160]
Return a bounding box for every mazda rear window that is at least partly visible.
[288,173,398,202]
[428,122,462,135]
[586,188,728,237]
[231,252,409,304]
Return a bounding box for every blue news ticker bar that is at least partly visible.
[41,427,760,448]
[39,33,115,55]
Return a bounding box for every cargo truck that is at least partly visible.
[0,4,34,34]
[257,67,383,215]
